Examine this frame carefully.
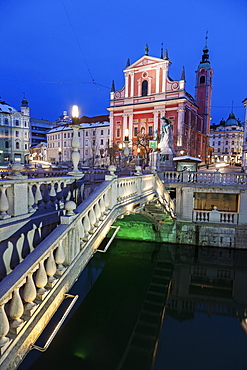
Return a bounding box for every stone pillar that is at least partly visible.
[125,73,129,98]
[129,114,133,143]
[130,72,134,97]
[177,107,184,148]
[176,187,194,221]
[155,67,160,93]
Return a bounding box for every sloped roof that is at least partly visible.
[0,100,17,114]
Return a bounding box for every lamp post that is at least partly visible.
[58,147,62,164]
[118,143,122,168]
[68,105,83,177]
[137,147,140,166]
[157,142,161,171]
[123,129,130,167]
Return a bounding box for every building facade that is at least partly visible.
[242,98,247,170]
[47,115,110,166]
[0,98,30,165]
[108,42,213,164]
[210,112,244,164]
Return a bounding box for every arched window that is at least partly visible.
[142,80,148,96]
[16,142,20,149]
[200,75,205,84]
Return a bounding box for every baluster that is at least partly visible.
[56,181,64,208]
[99,197,106,220]
[49,181,57,208]
[28,183,35,213]
[3,241,14,276]
[9,288,24,333]
[0,184,11,219]
[89,208,96,233]
[16,233,25,262]
[46,251,57,287]
[94,202,101,226]
[83,213,91,240]
[77,220,85,248]
[0,303,10,350]
[55,242,66,274]
[104,191,110,214]
[34,183,43,209]
[23,274,37,313]
[35,260,48,299]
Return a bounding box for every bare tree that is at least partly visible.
[132,130,152,165]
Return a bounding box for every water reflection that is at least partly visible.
[20,241,247,370]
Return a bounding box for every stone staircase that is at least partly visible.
[117,259,173,370]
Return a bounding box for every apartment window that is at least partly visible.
[24,121,27,127]
[16,131,19,137]
[25,144,27,149]
[93,130,96,136]
[58,134,60,139]
[226,141,228,145]
[93,139,95,146]
[68,133,70,138]
[101,130,104,135]
[219,134,221,138]
[232,141,234,145]
[85,149,88,155]
[5,119,8,125]
[64,142,66,147]
[5,141,9,148]
[116,128,120,138]
[5,130,8,136]
[218,148,220,152]
[218,141,220,145]
[101,139,104,145]
[64,133,66,138]
[86,131,88,137]
[85,139,88,146]
[212,141,215,146]
[16,142,20,149]
[78,132,80,137]
[15,120,19,126]
[108,129,110,135]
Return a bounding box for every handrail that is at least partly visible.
[31,294,79,352]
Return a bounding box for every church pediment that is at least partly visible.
[125,56,164,70]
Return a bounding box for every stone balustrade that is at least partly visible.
[162,170,247,186]
[0,173,174,368]
[0,176,78,220]
[193,209,239,224]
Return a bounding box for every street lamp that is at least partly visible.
[137,147,140,166]
[157,142,161,171]
[68,104,82,176]
[58,147,62,164]
[118,142,123,168]
[123,129,130,166]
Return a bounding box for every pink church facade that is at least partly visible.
[108,43,213,164]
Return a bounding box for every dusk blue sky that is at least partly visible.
[0,0,246,123]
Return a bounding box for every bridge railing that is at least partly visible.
[162,171,247,186]
[192,209,239,224]
[0,173,172,365]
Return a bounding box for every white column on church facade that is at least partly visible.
[162,64,168,93]
[153,111,159,135]
[137,79,141,96]
[155,67,160,93]
[177,107,185,147]
[123,114,128,140]
[109,112,114,145]
[129,114,133,143]
[130,72,134,97]
[148,77,152,95]
[125,73,129,98]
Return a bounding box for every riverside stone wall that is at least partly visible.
[110,217,247,249]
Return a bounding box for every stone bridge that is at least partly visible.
[0,169,175,369]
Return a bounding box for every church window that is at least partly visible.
[200,75,205,84]
[148,126,153,136]
[142,80,148,96]
[116,128,120,138]
[134,127,138,136]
